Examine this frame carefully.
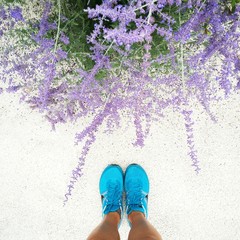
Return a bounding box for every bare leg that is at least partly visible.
[87,212,120,240]
[128,211,163,240]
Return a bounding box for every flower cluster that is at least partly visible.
[1,0,239,205]
[0,5,24,36]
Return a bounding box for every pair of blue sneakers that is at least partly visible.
[100,163,149,227]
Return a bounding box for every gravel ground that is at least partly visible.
[0,91,240,240]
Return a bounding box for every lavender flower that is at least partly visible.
[10,7,24,22]
[182,109,200,174]
[56,48,68,60]
[133,113,145,147]
[63,133,96,206]
[60,32,70,45]
[35,2,56,41]
[0,7,7,20]
[6,85,21,93]
[236,78,240,90]
[1,0,240,205]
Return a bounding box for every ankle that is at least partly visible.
[128,211,145,224]
[104,211,121,225]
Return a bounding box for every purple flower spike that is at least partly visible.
[236,78,240,90]
[56,48,68,60]
[60,32,70,45]
[6,85,21,93]
[10,7,24,22]
[0,7,7,20]
[182,109,200,174]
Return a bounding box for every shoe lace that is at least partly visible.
[103,180,122,212]
[126,179,145,208]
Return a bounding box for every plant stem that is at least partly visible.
[179,10,186,94]
[54,0,61,53]
[147,0,154,24]
[104,41,114,55]
[197,0,207,12]
[135,0,158,11]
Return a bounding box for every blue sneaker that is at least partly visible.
[124,164,149,226]
[99,164,124,227]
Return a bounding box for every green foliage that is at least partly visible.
[230,0,240,13]
[57,0,194,77]
[5,0,238,81]
[3,0,24,3]
[95,68,108,81]
[221,0,240,13]
[59,0,103,71]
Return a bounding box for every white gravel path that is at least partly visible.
[0,92,240,240]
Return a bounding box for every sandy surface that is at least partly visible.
[0,91,240,240]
